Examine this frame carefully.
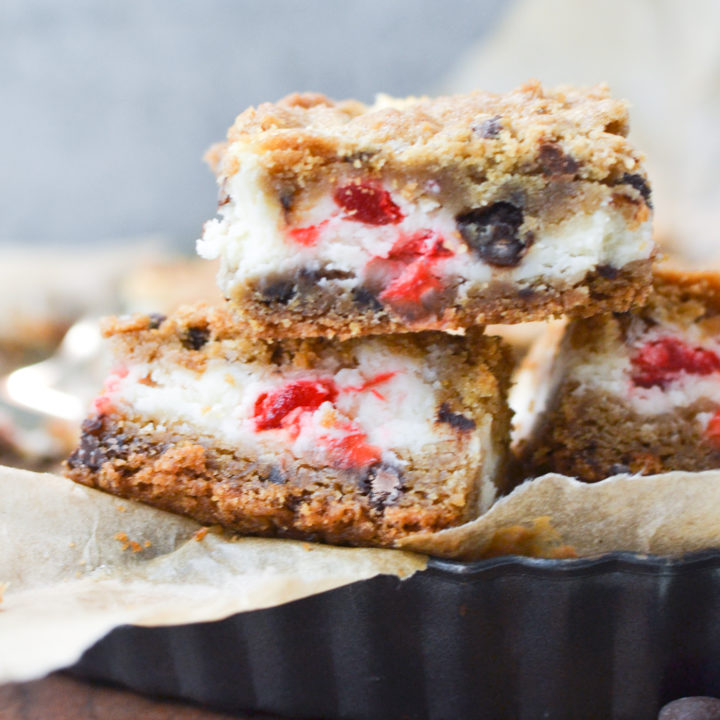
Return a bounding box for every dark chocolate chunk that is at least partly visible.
[81,415,105,436]
[148,313,166,329]
[608,463,631,476]
[538,143,579,176]
[352,286,384,311]
[473,115,503,138]
[263,466,287,485]
[597,264,619,279]
[518,287,536,300]
[456,202,533,267]
[68,425,129,471]
[260,279,296,305]
[361,463,403,509]
[619,172,653,208]
[437,403,476,432]
[659,696,720,720]
[342,150,376,164]
[181,326,210,350]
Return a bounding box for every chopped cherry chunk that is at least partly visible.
[320,427,382,469]
[380,259,442,304]
[631,337,720,388]
[286,220,328,247]
[254,378,337,430]
[334,182,404,225]
[387,231,452,262]
[706,410,720,448]
[343,371,397,394]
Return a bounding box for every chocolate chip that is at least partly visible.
[341,150,376,164]
[619,172,653,208]
[518,287,536,300]
[148,313,166,329]
[538,143,579,176]
[352,286,384,311]
[263,466,287,484]
[437,403,476,432]
[659,696,720,720]
[473,115,502,138]
[68,433,107,471]
[260,278,296,305]
[597,264,619,279]
[279,190,294,212]
[81,415,105,435]
[608,463,631,476]
[182,326,210,350]
[361,463,403,509]
[456,202,533,267]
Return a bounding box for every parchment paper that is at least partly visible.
[4,465,720,684]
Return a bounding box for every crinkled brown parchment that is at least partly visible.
[4,465,720,684]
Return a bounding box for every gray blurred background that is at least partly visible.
[1,0,507,249]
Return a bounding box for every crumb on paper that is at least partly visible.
[0,582,7,606]
[115,503,127,513]
[303,543,314,552]
[193,527,208,542]
[68,541,75,548]
[480,516,578,559]
[114,532,146,553]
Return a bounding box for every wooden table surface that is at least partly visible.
[0,673,286,720]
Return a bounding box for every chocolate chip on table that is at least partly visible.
[456,202,533,267]
[437,403,476,432]
[620,172,653,208]
[658,696,720,720]
[181,326,210,350]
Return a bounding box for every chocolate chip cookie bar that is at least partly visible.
[519,268,720,481]
[199,82,655,339]
[64,305,512,548]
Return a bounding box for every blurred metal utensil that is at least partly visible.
[0,317,105,426]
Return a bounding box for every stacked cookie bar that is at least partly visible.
[519,267,720,480]
[65,82,656,547]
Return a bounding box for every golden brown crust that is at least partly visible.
[214,82,643,188]
[229,259,652,340]
[65,420,495,548]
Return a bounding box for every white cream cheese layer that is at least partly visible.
[569,324,720,418]
[198,164,653,300]
[105,341,470,465]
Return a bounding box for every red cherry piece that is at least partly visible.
[321,430,382,469]
[254,379,337,430]
[706,410,720,447]
[343,371,397,394]
[334,182,404,225]
[380,259,443,304]
[286,220,328,247]
[388,231,452,262]
[92,395,114,415]
[631,337,720,388]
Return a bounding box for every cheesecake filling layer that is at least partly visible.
[568,324,720,442]
[198,162,654,312]
[93,341,481,473]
